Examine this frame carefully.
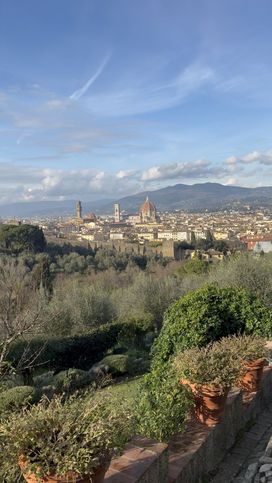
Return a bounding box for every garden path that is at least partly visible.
[210,402,272,482]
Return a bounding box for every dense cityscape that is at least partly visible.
[2,195,272,260]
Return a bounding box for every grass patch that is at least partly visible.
[100,376,143,404]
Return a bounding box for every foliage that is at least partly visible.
[44,279,116,335]
[134,363,192,441]
[94,352,150,377]
[208,253,272,306]
[117,315,154,349]
[221,334,267,364]
[33,371,55,388]
[151,284,272,367]
[0,224,46,254]
[8,323,124,372]
[116,272,181,332]
[0,257,46,381]
[179,258,209,275]
[0,393,133,481]
[174,339,241,393]
[0,386,35,416]
[54,368,94,394]
[93,354,130,376]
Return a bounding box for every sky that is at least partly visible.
[1,0,272,205]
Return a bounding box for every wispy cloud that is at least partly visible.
[85,62,215,116]
[69,52,111,101]
[16,131,32,145]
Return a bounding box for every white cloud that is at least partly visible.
[2,147,268,206]
[116,169,138,179]
[225,150,272,166]
[141,159,220,181]
[225,177,239,185]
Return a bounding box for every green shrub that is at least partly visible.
[135,363,192,441]
[93,351,150,377]
[117,315,154,350]
[93,355,129,376]
[8,322,124,372]
[0,386,35,415]
[126,350,151,375]
[152,284,272,366]
[0,393,133,481]
[33,371,55,388]
[174,339,241,394]
[221,334,267,364]
[135,285,272,442]
[54,369,93,394]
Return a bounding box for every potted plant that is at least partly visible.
[0,393,133,483]
[226,335,267,392]
[174,339,241,427]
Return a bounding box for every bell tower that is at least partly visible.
[76,200,82,220]
[114,203,120,222]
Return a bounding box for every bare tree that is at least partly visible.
[0,256,45,381]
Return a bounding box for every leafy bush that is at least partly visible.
[93,354,129,376]
[8,322,124,372]
[219,334,267,364]
[0,386,35,415]
[152,284,272,366]
[0,393,133,481]
[54,369,93,394]
[174,339,241,394]
[117,315,154,349]
[135,285,272,441]
[93,351,150,378]
[126,350,151,375]
[33,371,55,388]
[135,364,192,441]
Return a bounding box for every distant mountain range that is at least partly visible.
[106,183,272,213]
[1,183,272,218]
[0,199,113,219]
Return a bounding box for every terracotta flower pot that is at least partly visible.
[240,358,266,392]
[181,378,228,427]
[19,456,110,483]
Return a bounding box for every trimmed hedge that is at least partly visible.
[0,386,35,414]
[54,369,93,394]
[8,323,123,372]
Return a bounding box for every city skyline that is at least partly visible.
[1,0,272,205]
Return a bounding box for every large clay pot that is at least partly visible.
[19,456,110,483]
[240,358,266,392]
[181,379,228,427]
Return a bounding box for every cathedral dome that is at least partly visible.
[84,212,97,222]
[140,196,156,214]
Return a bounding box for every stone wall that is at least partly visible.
[103,368,272,483]
[104,436,168,483]
[89,239,177,258]
[168,367,272,483]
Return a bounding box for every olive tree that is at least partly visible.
[0,257,45,381]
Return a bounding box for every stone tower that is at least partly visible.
[114,203,121,222]
[76,200,82,219]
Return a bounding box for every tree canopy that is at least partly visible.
[0,224,46,254]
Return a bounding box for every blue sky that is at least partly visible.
[1,0,272,204]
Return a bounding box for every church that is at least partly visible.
[139,196,157,223]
